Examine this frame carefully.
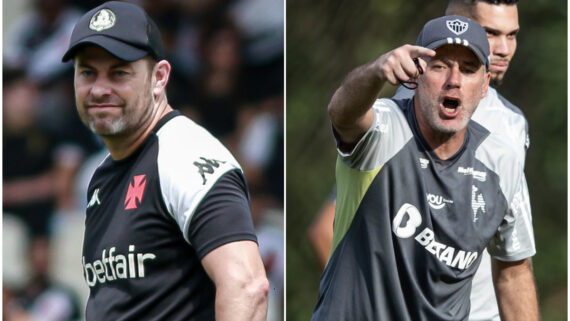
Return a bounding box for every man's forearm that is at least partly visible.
[328,59,385,134]
[328,45,435,147]
[215,273,269,321]
[202,241,269,321]
[493,258,540,321]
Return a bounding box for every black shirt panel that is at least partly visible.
[189,169,257,259]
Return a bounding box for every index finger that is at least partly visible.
[408,45,436,59]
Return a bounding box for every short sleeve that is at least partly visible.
[156,115,248,244]
[333,98,414,171]
[487,171,536,261]
[188,170,257,259]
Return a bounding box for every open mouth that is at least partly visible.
[442,97,460,113]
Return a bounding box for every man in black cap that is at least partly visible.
[62,2,268,320]
[311,15,538,321]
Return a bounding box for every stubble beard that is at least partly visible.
[80,81,155,137]
[489,72,504,87]
[418,92,475,139]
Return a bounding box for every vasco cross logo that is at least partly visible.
[193,157,226,185]
[124,175,147,210]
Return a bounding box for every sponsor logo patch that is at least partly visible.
[82,245,156,287]
[458,166,487,182]
[426,193,454,210]
[392,203,478,270]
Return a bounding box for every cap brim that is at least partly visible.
[62,35,148,62]
[425,39,488,70]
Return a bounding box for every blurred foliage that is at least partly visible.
[286,0,567,320]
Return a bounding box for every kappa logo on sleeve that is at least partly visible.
[87,188,101,208]
[124,175,147,210]
[193,157,226,185]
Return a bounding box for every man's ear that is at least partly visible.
[153,60,171,97]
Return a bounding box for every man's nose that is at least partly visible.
[90,76,112,98]
[491,36,510,57]
[445,66,461,88]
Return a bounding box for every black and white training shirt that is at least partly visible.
[311,97,535,321]
[81,111,256,320]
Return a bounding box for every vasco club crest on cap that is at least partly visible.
[89,8,116,32]
[446,19,468,35]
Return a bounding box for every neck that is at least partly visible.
[103,99,173,161]
[424,129,466,160]
[414,107,467,160]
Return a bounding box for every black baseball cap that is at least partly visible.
[416,15,490,70]
[62,1,164,62]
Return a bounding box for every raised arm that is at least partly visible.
[492,257,540,321]
[201,240,269,321]
[328,45,435,150]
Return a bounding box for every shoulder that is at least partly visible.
[155,115,243,224]
[338,98,413,171]
[473,87,522,116]
[494,89,526,118]
[371,97,410,125]
[473,87,530,155]
[156,115,241,170]
[475,131,523,200]
[374,97,405,111]
[475,87,527,123]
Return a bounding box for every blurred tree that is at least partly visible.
[286,1,567,320]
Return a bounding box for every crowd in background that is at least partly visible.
[3,0,284,320]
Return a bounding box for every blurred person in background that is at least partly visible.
[187,16,246,143]
[4,0,100,204]
[229,0,284,103]
[3,67,84,321]
[3,238,81,321]
[3,67,82,241]
[4,0,81,84]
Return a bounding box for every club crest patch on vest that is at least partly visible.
[446,19,468,35]
[90,8,116,31]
